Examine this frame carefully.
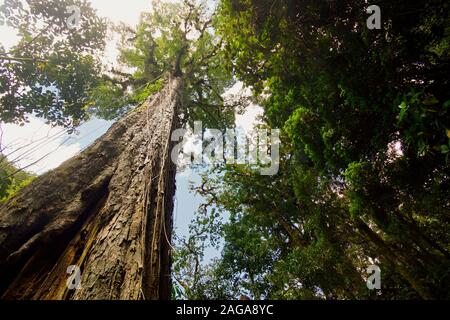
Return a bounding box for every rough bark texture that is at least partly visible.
[0,76,181,300]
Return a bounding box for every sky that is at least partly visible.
[0,0,261,261]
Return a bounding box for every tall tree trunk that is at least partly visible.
[0,75,182,300]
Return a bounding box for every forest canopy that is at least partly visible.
[173,0,450,300]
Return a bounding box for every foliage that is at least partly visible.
[0,0,107,129]
[0,155,34,202]
[176,0,450,299]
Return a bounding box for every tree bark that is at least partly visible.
[0,75,182,300]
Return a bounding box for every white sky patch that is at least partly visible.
[386,139,404,162]
[1,117,81,173]
[223,81,264,131]
[235,104,263,131]
[0,25,19,51]
[92,0,151,67]
[1,116,113,174]
[90,0,150,26]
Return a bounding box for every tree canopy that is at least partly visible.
[0,0,107,128]
[173,0,450,300]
